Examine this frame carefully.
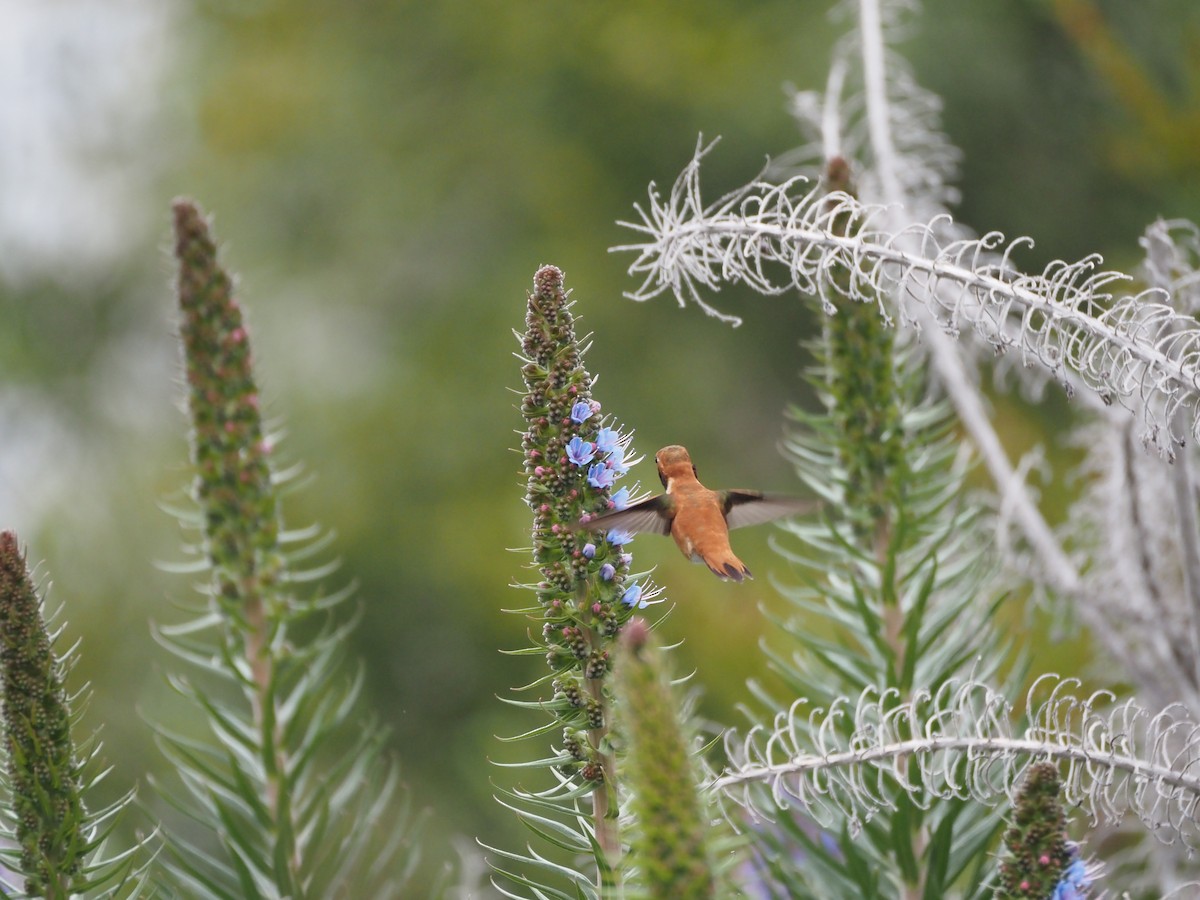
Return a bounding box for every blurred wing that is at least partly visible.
[577,496,672,536]
[723,492,819,530]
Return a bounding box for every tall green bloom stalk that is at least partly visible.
[492,264,655,893]
[612,619,716,899]
[0,531,147,898]
[996,763,1091,900]
[156,199,419,897]
[173,199,282,695]
[736,158,1009,896]
[0,531,85,897]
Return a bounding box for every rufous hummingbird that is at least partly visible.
[578,445,818,581]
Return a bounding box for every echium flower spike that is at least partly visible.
[172,198,283,613]
[517,264,647,874]
[613,619,716,899]
[0,531,86,897]
[164,201,419,897]
[520,264,638,722]
[170,198,302,887]
[821,157,904,536]
[996,762,1091,900]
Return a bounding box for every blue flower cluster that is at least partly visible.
[565,414,636,504]
[561,412,665,609]
[566,420,632,495]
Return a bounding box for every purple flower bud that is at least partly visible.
[582,543,596,558]
[600,563,615,581]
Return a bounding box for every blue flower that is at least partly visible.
[1051,858,1089,900]
[566,436,596,467]
[600,563,615,581]
[606,528,634,546]
[587,462,616,490]
[621,583,647,608]
[595,427,620,454]
[582,543,596,559]
[606,444,629,475]
[570,400,592,424]
[609,486,631,511]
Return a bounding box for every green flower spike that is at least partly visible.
[173,198,282,632]
[613,618,716,899]
[159,199,417,898]
[820,157,904,536]
[503,264,655,886]
[0,531,85,897]
[996,762,1091,899]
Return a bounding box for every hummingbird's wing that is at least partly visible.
[576,495,673,536]
[722,492,820,530]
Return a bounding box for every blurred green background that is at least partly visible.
[4,0,1200,886]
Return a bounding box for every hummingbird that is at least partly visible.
[578,445,818,581]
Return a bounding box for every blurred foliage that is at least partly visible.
[2,0,1200,888]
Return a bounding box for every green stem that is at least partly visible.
[585,670,621,885]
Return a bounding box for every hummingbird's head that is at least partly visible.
[655,445,697,487]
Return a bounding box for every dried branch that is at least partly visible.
[715,676,1200,850]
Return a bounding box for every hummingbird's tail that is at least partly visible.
[703,551,753,582]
